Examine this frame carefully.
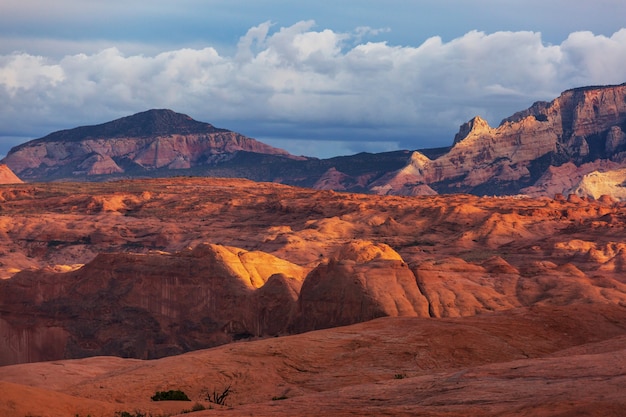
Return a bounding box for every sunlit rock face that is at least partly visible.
[372,83,626,197]
[1,178,626,367]
[0,164,22,184]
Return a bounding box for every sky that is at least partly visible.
[1,1,626,159]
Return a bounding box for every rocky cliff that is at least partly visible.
[372,83,626,196]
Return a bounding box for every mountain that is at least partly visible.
[2,109,303,181]
[372,83,626,196]
[3,84,626,199]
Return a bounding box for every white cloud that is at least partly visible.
[1,22,626,158]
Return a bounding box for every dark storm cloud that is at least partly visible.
[1,1,626,158]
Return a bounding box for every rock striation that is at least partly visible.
[373,83,626,196]
[2,109,301,181]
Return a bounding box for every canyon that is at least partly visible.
[0,177,625,415]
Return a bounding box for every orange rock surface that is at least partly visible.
[1,177,626,415]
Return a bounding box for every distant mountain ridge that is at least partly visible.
[14,109,228,150]
[3,83,626,199]
[2,109,301,180]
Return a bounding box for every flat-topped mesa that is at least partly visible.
[15,109,227,149]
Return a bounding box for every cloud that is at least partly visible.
[1,22,626,158]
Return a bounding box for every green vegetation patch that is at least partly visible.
[151,389,191,401]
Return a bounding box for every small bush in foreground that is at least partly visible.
[115,412,146,417]
[151,389,191,401]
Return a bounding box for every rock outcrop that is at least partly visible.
[2,178,626,365]
[371,83,626,197]
[295,241,429,331]
[4,84,626,199]
[0,243,307,365]
[0,164,22,184]
[1,303,626,417]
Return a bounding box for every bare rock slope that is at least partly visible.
[1,304,625,417]
[0,164,22,184]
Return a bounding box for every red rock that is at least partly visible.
[0,164,22,184]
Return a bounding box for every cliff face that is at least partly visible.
[2,109,299,181]
[372,83,626,196]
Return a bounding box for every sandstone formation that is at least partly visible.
[295,240,429,331]
[0,164,22,184]
[0,177,625,414]
[0,303,625,417]
[1,178,626,367]
[0,243,307,365]
[372,83,626,196]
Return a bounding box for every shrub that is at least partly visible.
[115,412,146,417]
[151,389,191,401]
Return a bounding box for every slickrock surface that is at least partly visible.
[1,177,626,415]
[1,304,625,416]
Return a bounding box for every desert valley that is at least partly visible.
[0,84,626,416]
